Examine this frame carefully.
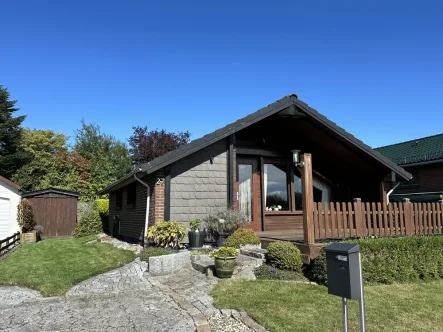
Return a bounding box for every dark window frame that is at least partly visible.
[126,182,137,207]
[116,189,123,210]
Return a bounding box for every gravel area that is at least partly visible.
[209,316,253,332]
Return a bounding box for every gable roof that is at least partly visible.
[0,175,21,191]
[99,94,411,194]
[375,133,443,166]
[22,188,80,198]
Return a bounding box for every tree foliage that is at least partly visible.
[74,121,131,199]
[0,85,27,178]
[129,126,190,164]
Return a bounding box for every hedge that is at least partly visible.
[310,236,443,285]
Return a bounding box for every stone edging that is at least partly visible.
[148,251,191,276]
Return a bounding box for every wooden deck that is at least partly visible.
[257,229,304,242]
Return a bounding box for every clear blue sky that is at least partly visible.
[1,1,442,148]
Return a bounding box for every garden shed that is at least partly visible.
[22,188,79,238]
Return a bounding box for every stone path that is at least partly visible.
[0,259,267,332]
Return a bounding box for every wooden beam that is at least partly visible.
[301,153,315,244]
[235,147,288,158]
[379,181,387,204]
[228,135,235,207]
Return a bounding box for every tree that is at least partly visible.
[13,129,68,190]
[74,121,132,198]
[129,126,190,164]
[0,85,27,178]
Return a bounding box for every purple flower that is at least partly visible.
[268,267,276,273]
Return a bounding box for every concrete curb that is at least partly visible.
[149,251,191,276]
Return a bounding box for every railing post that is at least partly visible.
[353,198,363,238]
[301,153,314,245]
[403,198,412,235]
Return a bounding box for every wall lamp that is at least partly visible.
[292,150,304,167]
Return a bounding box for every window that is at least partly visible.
[264,163,289,211]
[116,189,123,210]
[294,173,303,210]
[238,164,253,221]
[127,182,136,207]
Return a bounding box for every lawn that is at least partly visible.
[0,236,135,296]
[212,279,443,332]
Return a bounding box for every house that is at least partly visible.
[0,176,21,239]
[99,94,411,255]
[376,133,443,203]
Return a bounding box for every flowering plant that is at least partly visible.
[265,205,282,211]
[204,209,249,234]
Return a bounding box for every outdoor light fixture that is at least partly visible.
[292,150,304,167]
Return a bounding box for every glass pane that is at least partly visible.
[239,164,252,221]
[264,164,289,211]
[294,174,303,210]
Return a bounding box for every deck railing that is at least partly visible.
[313,200,443,239]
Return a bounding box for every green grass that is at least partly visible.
[0,236,135,296]
[211,279,443,332]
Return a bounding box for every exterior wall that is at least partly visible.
[169,139,228,222]
[0,181,21,239]
[395,163,443,195]
[108,170,165,243]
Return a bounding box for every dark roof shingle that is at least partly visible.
[375,133,443,166]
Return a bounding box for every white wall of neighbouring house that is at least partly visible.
[0,181,21,239]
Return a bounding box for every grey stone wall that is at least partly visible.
[170,139,228,222]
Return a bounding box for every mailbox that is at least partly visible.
[324,243,362,300]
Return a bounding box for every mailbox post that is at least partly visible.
[324,243,366,332]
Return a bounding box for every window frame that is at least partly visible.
[263,159,292,214]
[115,189,123,210]
[126,182,137,207]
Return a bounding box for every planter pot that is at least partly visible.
[215,233,230,247]
[21,231,37,243]
[214,256,237,278]
[188,230,206,249]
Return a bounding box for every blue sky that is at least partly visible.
[1,1,442,148]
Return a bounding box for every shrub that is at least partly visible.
[225,228,261,249]
[254,263,307,281]
[17,199,35,232]
[310,236,443,285]
[309,250,328,285]
[189,218,201,232]
[96,199,109,216]
[139,247,171,262]
[266,241,302,272]
[147,220,186,248]
[204,209,249,234]
[73,205,102,237]
[211,246,238,258]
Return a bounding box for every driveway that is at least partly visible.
[0,260,264,332]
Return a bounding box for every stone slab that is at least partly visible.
[149,251,191,276]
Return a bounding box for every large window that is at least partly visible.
[264,164,289,211]
[294,173,303,210]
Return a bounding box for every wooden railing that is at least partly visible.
[313,200,443,239]
[0,232,20,256]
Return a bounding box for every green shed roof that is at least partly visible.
[375,133,443,166]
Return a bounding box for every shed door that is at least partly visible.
[0,198,10,239]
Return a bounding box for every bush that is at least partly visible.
[211,246,238,258]
[310,236,443,285]
[254,263,307,281]
[204,208,250,234]
[139,247,171,262]
[96,199,109,216]
[147,220,186,248]
[225,228,261,249]
[73,205,102,237]
[266,241,302,272]
[17,199,35,232]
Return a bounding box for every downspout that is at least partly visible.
[387,182,400,204]
[133,173,150,244]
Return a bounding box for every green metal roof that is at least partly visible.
[375,133,443,166]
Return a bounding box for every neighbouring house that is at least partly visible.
[22,188,79,238]
[99,94,412,255]
[0,176,22,239]
[376,133,443,203]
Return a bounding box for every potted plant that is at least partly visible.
[204,209,250,247]
[17,199,37,243]
[147,220,186,251]
[211,246,239,278]
[188,218,205,249]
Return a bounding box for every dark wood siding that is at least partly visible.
[27,194,77,237]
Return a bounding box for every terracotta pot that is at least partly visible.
[214,256,237,278]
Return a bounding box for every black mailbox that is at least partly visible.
[324,243,362,300]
